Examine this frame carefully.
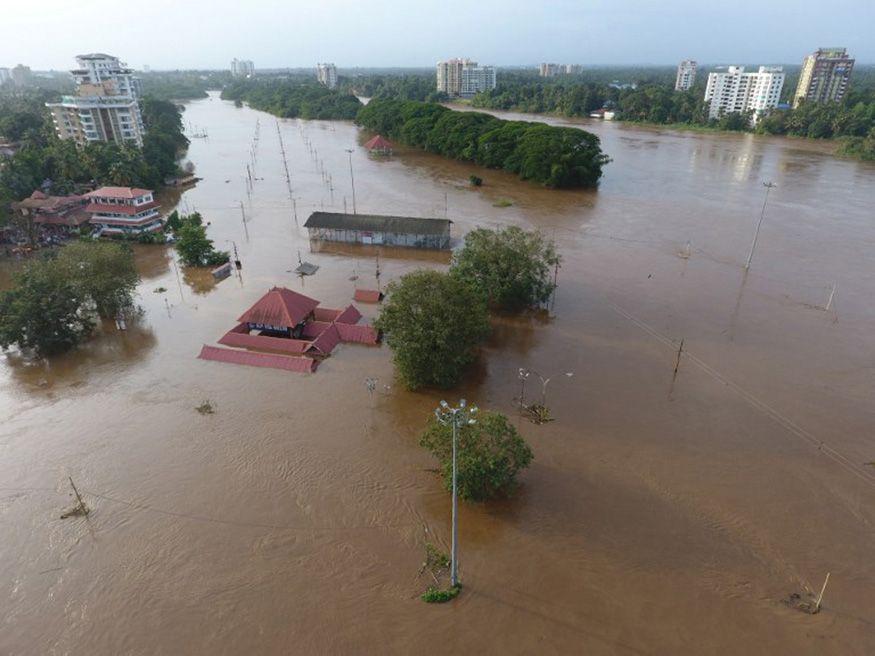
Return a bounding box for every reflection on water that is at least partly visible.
[2,92,875,655]
[308,239,453,263]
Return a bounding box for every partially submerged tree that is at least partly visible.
[174,212,228,267]
[419,411,533,501]
[375,270,490,390]
[0,241,139,356]
[451,226,559,311]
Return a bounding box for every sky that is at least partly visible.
[1,0,873,70]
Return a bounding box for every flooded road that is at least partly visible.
[2,92,875,654]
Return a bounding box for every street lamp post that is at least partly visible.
[345,148,357,215]
[520,369,574,407]
[518,368,530,410]
[745,181,776,270]
[434,399,478,587]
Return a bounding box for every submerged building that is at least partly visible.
[46,53,145,147]
[304,212,452,249]
[84,186,163,236]
[11,190,90,230]
[198,287,379,373]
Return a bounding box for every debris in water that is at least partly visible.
[60,477,89,519]
[195,400,216,415]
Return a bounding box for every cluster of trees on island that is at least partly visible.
[220,78,362,120]
[357,99,610,187]
[0,90,190,226]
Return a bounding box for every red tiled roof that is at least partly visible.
[335,323,380,344]
[86,201,160,216]
[310,322,341,354]
[237,287,320,328]
[313,307,342,322]
[364,135,393,150]
[353,289,383,303]
[335,304,363,325]
[198,345,317,373]
[85,186,152,199]
[218,325,312,354]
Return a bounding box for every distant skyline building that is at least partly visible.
[0,68,10,85]
[704,65,785,124]
[437,58,495,97]
[11,64,32,87]
[230,58,255,78]
[46,53,145,147]
[539,63,582,77]
[793,47,854,108]
[316,62,337,89]
[675,60,697,91]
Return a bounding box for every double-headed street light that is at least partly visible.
[519,368,574,407]
[434,398,478,587]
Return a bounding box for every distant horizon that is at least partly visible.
[1,0,872,71]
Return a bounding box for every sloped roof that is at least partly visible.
[85,186,152,199]
[304,212,451,236]
[354,289,383,303]
[198,345,316,373]
[237,287,319,328]
[363,135,393,150]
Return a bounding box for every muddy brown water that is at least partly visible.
[2,92,874,654]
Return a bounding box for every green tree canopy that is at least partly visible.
[0,241,139,356]
[174,212,227,267]
[374,270,490,390]
[419,411,534,501]
[451,226,560,311]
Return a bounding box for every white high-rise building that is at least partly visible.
[0,68,11,85]
[704,66,784,124]
[46,53,145,147]
[675,60,697,91]
[316,63,338,90]
[437,59,495,97]
[231,58,255,78]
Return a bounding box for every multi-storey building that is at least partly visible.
[231,58,255,78]
[793,48,854,108]
[0,68,10,85]
[704,66,784,124]
[84,186,163,236]
[11,64,31,87]
[437,59,495,97]
[675,60,697,91]
[565,64,582,75]
[539,63,562,77]
[316,63,338,90]
[461,65,496,96]
[46,54,145,147]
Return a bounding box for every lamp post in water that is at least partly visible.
[434,398,478,587]
[745,181,776,270]
[345,149,357,214]
[519,369,574,407]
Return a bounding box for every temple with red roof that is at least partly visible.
[363,134,393,155]
[198,287,380,373]
[85,186,163,236]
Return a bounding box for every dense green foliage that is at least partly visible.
[419,411,534,501]
[173,212,228,267]
[0,241,139,355]
[374,270,490,390]
[421,585,461,603]
[138,71,227,101]
[356,99,609,187]
[221,79,362,119]
[341,74,446,103]
[0,92,188,225]
[452,226,559,311]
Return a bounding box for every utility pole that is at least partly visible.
[745,181,776,270]
[239,201,249,240]
[345,148,357,214]
[434,399,478,588]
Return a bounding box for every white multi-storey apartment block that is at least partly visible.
[230,59,255,78]
[84,186,163,236]
[46,54,145,147]
[704,66,784,124]
[437,59,495,97]
[675,60,697,91]
[316,63,338,89]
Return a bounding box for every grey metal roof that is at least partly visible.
[304,212,451,236]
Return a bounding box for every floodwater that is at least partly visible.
[2,92,875,654]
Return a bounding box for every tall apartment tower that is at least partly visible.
[437,59,495,97]
[539,63,561,77]
[793,48,854,108]
[316,63,338,90]
[675,60,697,91]
[704,66,784,125]
[230,58,255,78]
[46,53,145,147]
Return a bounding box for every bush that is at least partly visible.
[469,175,483,186]
[419,411,533,501]
[374,270,490,390]
[421,585,462,603]
[451,226,559,311]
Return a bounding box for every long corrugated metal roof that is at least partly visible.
[304,212,451,236]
